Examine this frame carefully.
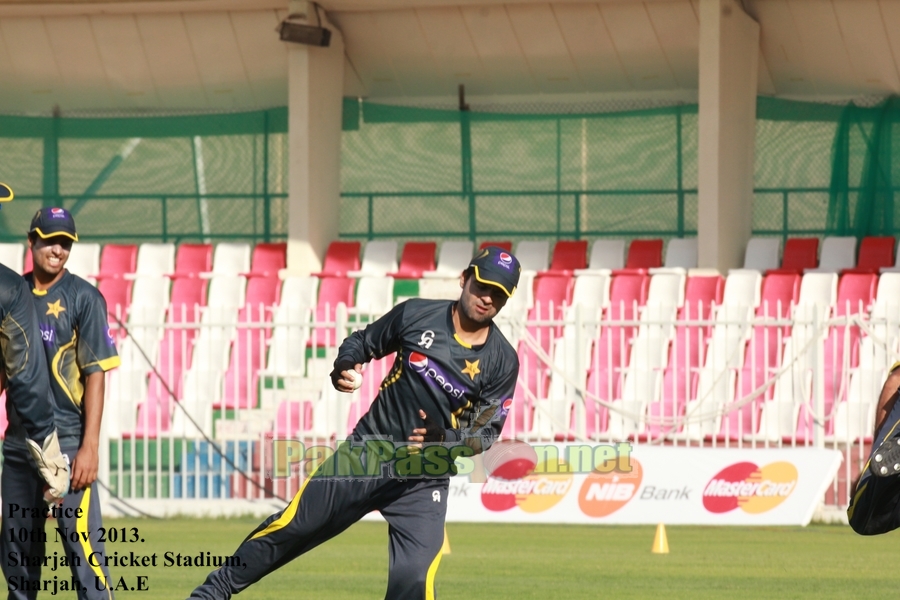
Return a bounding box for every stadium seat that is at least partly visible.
[348,240,398,278]
[220,277,281,410]
[66,242,101,284]
[549,240,587,272]
[392,242,435,279]
[248,242,287,278]
[96,244,138,279]
[351,276,395,318]
[743,237,781,271]
[310,277,355,348]
[132,243,175,278]
[515,240,550,273]
[809,236,856,272]
[315,240,361,277]
[422,241,473,279]
[173,243,213,278]
[100,278,133,325]
[580,272,649,439]
[0,243,24,274]
[850,236,895,273]
[479,241,512,252]
[210,242,251,277]
[582,239,626,271]
[625,239,663,270]
[265,276,319,377]
[779,237,819,272]
[664,238,698,269]
[345,355,395,434]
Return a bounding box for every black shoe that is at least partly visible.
[872,437,900,477]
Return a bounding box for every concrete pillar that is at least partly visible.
[697,0,759,272]
[286,0,344,275]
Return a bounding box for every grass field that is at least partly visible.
[37,517,895,599]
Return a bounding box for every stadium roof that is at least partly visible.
[0,0,898,114]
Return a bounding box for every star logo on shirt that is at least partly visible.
[46,299,65,318]
[461,359,480,381]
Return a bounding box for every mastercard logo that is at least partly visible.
[481,459,573,513]
[703,461,798,514]
[578,459,643,517]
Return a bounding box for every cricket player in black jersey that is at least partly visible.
[189,246,521,600]
[2,208,121,599]
[0,263,70,498]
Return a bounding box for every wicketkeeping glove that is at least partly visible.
[26,429,70,501]
[419,411,446,443]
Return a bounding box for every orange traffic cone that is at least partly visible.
[441,528,451,555]
[651,523,669,554]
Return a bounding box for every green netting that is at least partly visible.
[0,96,893,247]
[0,108,288,244]
[340,102,699,244]
[827,97,900,237]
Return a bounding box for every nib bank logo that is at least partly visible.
[578,459,643,517]
[481,459,573,513]
[703,461,798,514]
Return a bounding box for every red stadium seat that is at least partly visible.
[852,236,895,273]
[97,244,138,279]
[248,243,287,278]
[392,242,436,279]
[173,243,212,278]
[549,240,588,272]
[625,239,663,270]
[780,238,818,272]
[480,241,512,252]
[315,241,361,277]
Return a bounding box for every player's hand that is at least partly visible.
[409,410,445,446]
[71,441,99,492]
[330,361,363,393]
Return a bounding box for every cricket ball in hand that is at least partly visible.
[483,439,538,480]
[346,369,363,390]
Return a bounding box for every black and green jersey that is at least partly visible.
[0,263,55,445]
[336,298,519,454]
[23,270,120,441]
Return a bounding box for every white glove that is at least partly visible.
[26,430,70,502]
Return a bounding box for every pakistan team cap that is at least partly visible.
[468,246,521,298]
[29,207,78,241]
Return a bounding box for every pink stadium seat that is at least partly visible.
[23,250,32,274]
[97,244,137,279]
[851,236,895,273]
[310,277,356,347]
[173,243,212,278]
[248,243,287,278]
[549,240,588,272]
[508,274,573,437]
[392,242,436,279]
[145,277,207,412]
[129,397,170,439]
[220,277,281,410]
[779,238,819,272]
[99,278,132,329]
[480,241,512,252]
[275,401,313,438]
[730,273,800,439]
[583,272,650,438]
[315,241,361,277]
[648,274,724,438]
[625,239,663,270]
